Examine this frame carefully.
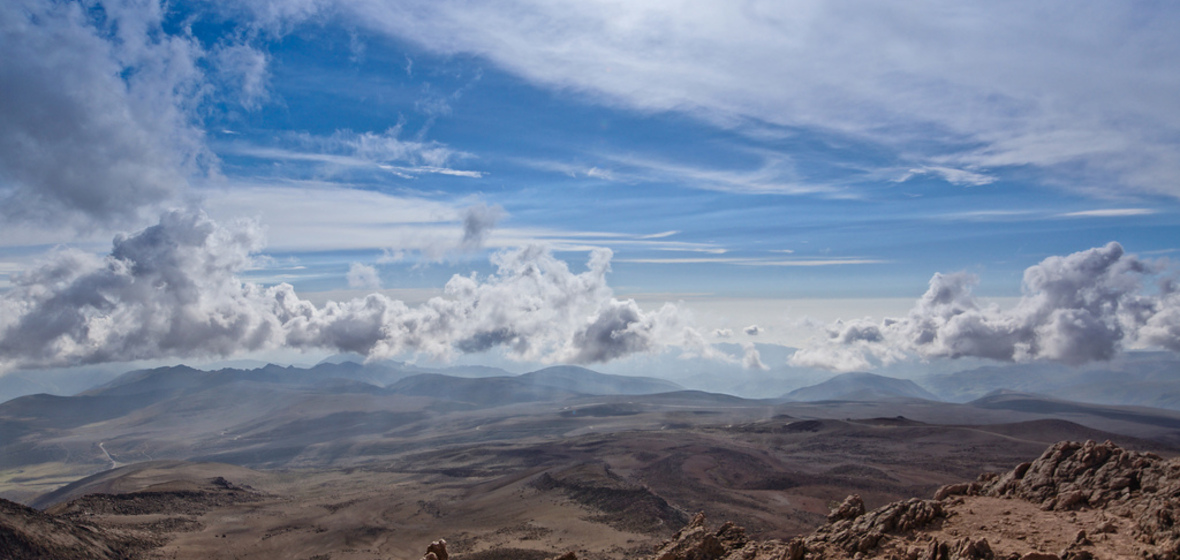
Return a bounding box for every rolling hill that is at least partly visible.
[782,372,940,402]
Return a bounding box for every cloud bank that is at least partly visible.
[0,0,208,226]
[0,211,706,372]
[792,243,1180,371]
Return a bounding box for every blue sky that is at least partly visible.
[205,7,1180,297]
[2,0,1180,372]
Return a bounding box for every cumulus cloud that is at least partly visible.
[0,210,706,372]
[212,43,270,110]
[346,263,381,290]
[741,342,768,371]
[744,325,762,336]
[459,203,504,252]
[792,242,1180,371]
[0,0,208,226]
[713,328,733,338]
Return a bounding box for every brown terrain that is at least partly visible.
[4,365,1180,559]
[2,432,1179,559]
[640,439,1180,560]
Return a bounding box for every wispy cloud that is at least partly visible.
[640,230,680,239]
[897,166,997,187]
[1058,209,1157,218]
[516,152,846,197]
[598,152,843,196]
[223,128,483,179]
[938,210,1039,221]
[344,1,1180,199]
[741,258,887,267]
[616,256,884,266]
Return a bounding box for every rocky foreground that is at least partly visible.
[416,440,1180,560]
[3,440,1179,559]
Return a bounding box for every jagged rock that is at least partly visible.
[907,537,994,560]
[422,539,448,560]
[982,440,1152,509]
[1092,520,1117,534]
[410,440,1178,560]
[650,512,749,560]
[1016,553,1058,560]
[981,440,1180,558]
[934,483,981,501]
[828,494,867,522]
[0,497,147,560]
[950,537,994,560]
[808,498,945,555]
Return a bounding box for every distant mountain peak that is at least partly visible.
[783,372,939,402]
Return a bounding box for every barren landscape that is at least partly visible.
[3,362,1180,559]
[6,0,1180,558]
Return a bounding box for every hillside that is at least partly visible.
[924,352,1180,410]
[4,440,1178,559]
[782,372,939,402]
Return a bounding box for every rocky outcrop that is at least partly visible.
[826,494,866,522]
[418,538,580,560]
[904,536,994,560]
[804,497,945,556]
[639,495,946,560]
[416,440,1178,560]
[969,440,1180,558]
[0,497,137,560]
[422,539,449,560]
[978,440,1160,509]
[649,512,750,560]
[628,440,1178,560]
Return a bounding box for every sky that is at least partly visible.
[2,0,1180,375]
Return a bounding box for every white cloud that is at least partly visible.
[741,342,767,370]
[223,127,482,178]
[0,0,209,226]
[339,0,1180,198]
[199,182,462,252]
[212,43,270,109]
[898,166,996,187]
[459,202,505,253]
[615,257,883,266]
[600,151,841,196]
[640,230,679,239]
[0,210,712,371]
[792,242,1180,371]
[346,263,381,290]
[1059,209,1157,218]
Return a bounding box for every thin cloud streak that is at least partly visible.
[1059,209,1157,218]
[616,257,885,266]
[342,0,1180,199]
